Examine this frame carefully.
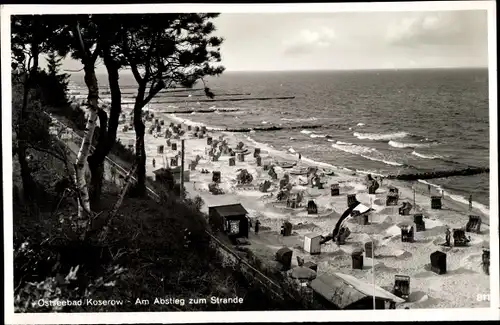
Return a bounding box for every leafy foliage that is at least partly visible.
[35,53,70,107]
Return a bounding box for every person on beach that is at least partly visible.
[298,153,302,161]
[255,220,261,234]
[445,226,451,246]
[152,158,156,168]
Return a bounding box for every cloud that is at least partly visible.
[283,27,336,55]
[385,11,487,48]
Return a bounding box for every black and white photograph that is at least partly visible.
[2,1,498,323]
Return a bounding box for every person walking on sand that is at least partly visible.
[152,158,156,168]
[298,153,302,161]
[255,220,261,234]
[445,226,451,246]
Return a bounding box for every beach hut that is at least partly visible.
[275,247,293,270]
[212,171,221,183]
[229,157,235,166]
[452,229,469,247]
[331,183,340,196]
[307,200,318,215]
[364,242,374,258]
[351,249,364,269]
[399,224,414,243]
[413,214,425,232]
[254,148,261,158]
[287,197,298,209]
[208,204,249,238]
[466,215,482,233]
[351,203,371,225]
[431,196,442,209]
[430,251,447,275]
[256,156,262,166]
[281,221,293,236]
[347,194,358,208]
[157,145,164,154]
[386,188,399,206]
[398,202,412,215]
[368,180,379,194]
[304,261,318,272]
[310,273,405,310]
[482,249,490,275]
[303,233,321,255]
[393,275,410,301]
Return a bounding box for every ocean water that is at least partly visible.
[69,68,490,207]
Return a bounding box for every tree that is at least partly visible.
[119,13,225,195]
[37,52,70,107]
[11,15,63,202]
[69,17,102,220]
[86,15,125,206]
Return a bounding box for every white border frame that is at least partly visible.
[2,1,498,324]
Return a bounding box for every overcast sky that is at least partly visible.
[54,10,489,72]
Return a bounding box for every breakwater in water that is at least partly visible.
[387,167,490,181]
[148,96,296,104]
[225,124,324,132]
[161,108,240,114]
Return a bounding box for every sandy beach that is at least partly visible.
[114,109,491,309]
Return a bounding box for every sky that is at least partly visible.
[53,10,489,73]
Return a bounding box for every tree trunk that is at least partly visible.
[18,80,36,201]
[134,86,147,196]
[87,53,121,205]
[17,45,40,202]
[75,63,99,218]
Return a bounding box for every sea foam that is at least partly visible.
[353,131,408,141]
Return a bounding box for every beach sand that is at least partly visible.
[115,110,491,309]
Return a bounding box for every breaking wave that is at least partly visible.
[310,133,327,138]
[411,151,443,160]
[389,140,438,148]
[353,131,408,141]
[331,142,404,167]
[282,117,318,122]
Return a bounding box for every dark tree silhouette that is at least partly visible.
[11,15,67,202]
[117,13,225,195]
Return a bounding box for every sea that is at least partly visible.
[69,68,491,210]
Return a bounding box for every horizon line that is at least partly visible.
[81,66,488,75]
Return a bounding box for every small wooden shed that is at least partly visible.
[208,204,249,238]
[310,273,405,310]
